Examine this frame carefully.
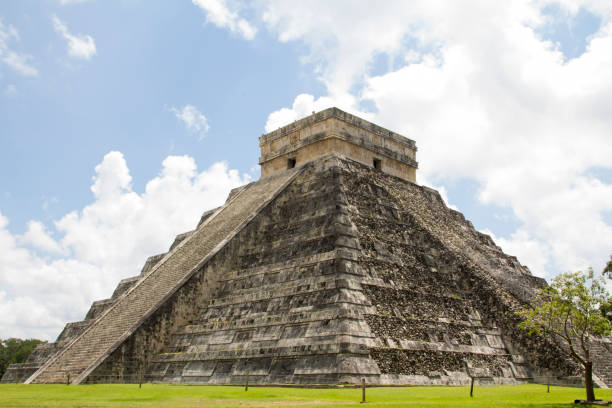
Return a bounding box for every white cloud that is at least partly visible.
[19,221,65,256]
[90,151,132,198]
[0,19,38,76]
[0,152,249,339]
[264,93,373,133]
[52,15,96,60]
[483,228,551,278]
[261,1,429,98]
[266,94,338,132]
[170,105,210,139]
[193,0,257,40]
[260,0,612,279]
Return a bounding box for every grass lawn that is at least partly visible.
[0,383,611,408]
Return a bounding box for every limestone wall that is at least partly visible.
[337,157,580,385]
[138,156,583,386]
[259,108,417,182]
[26,168,300,384]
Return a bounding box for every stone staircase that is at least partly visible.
[591,338,612,387]
[2,229,196,383]
[25,168,301,384]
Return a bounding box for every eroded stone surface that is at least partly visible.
[84,156,587,385]
[4,155,611,386]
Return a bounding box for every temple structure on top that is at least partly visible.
[259,107,418,182]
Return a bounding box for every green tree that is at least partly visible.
[0,338,46,378]
[518,269,612,402]
[603,256,612,276]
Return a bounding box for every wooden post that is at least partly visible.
[361,377,366,403]
[66,372,71,386]
[139,369,143,389]
[547,376,550,393]
[245,371,249,391]
[469,377,474,397]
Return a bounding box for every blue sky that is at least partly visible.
[1,1,322,232]
[1,0,611,340]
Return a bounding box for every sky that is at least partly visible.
[0,0,611,341]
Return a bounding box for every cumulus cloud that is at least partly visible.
[261,1,429,98]
[19,221,65,256]
[52,15,96,60]
[193,0,257,40]
[264,93,371,132]
[0,19,38,76]
[170,105,210,139]
[259,0,612,279]
[0,152,249,339]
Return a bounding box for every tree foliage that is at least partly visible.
[0,338,46,378]
[518,268,611,402]
[603,256,612,276]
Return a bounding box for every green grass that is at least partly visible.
[0,384,610,408]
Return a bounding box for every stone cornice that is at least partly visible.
[259,107,417,151]
[258,131,418,169]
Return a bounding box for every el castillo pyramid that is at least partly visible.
[3,107,612,386]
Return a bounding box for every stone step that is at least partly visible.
[170,318,375,347]
[218,249,362,284]
[179,307,369,334]
[26,168,302,384]
[209,277,365,307]
[111,276,140,299]
[166,333,377,357]
[139,253,166,276]
[153,341,370,362]
[84,299,114,321]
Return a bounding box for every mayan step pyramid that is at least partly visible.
[4,107,612,386]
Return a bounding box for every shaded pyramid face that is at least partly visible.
[86,155,577,385]
[13,155,587,386]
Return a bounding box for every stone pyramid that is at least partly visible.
[4,108,612,386]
